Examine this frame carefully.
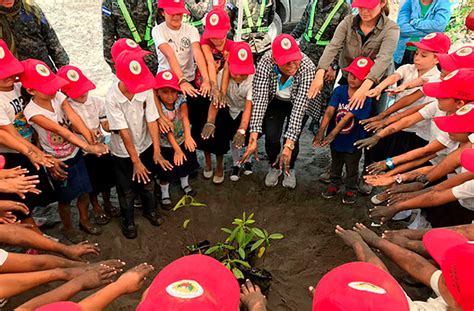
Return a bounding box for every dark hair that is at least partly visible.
[381,0,390,15]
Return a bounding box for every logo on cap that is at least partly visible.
[166,280,204,299]
[357,58,368,68]
[348,282,387,295]
[456,104,473,116]
[424,33,437,40]
[36,64,51,77]
[129,61,142,75]
[67,69,80,82]
[281,38,292,50]
[456,47,472,57]
[444,69,459,81]
[0,47,4,60]
[238,48,248,61]
[162,71,173,80]
[209,14,219,26]
[126,39,138,48]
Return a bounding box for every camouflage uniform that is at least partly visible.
[226,0,275,61]
[0,0,69,72]
[291,0,350,131]
[184,0,213,34]
[102,0,160,74]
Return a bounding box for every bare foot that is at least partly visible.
[335,225,364,247]
[62,241,100,262]
[61,266,89,281]
[353,223,382,247]
[90,259,126,270]
[240,279,267,311]
[75,265,119,290]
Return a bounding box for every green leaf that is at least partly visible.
[182,219,190,229]
[247,219,256,224]
[233,260,251,268]
[221,227,232,234]
[226,226,239,243]
[225,262,231,269]
[248,213,254,220]
[269,233,284,240]
[242,212,246,221]
[250,239,265,252]
[223,244,236,250]
[263,229,269,237]
[237,228,245,246]
[232,267,245,279]
[238,247,246,260]
[204,245,220,255]
[252,228,265,239]
[257,246,266,258]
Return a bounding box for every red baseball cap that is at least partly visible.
[57,65,96,99]
[352,0,380,9]
[313,262,409,311]
[228,42,255,75]
[155,70,181,91]
[436,46,474,72]
[19,59,69,95]
[0,155,5,170]
[406,32,451,54]
[137,255,240,311]
[114,50,155,94]
[111,38,142,63]
[343,56,375,81]
[202,7,230,40]
[466,10,474,31]
[272,34,302,67]
[423,229,474,310]
[422,68,474,100]
[461,148,474,172]
[434,103,474,133]
[0,39,23,80]
[158,0,190,15]
[36,302,81,311]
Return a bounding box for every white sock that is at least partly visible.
[160,183,170,198]
[231,144,241,167]
[180,176,189,189]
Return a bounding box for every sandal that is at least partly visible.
[62,228,85,244]
[104,203,121,218]
[182,185,197,197]
[79,223,102,235]
[94,212,110,225]
[161,197,173,211]
[213,174,224,185]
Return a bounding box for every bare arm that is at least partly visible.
[392,140,445,167]
[377,111,424,139]
[426,143,469,183]
[239,100,253,131]
[379,90,425,119]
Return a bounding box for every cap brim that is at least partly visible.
[229,63,255,75]
[436,53,458,72]
[405,42,437,53]
[422,81,451,98]
[155,81,181,92]
[202,29,229,40]
[343,67,365,81]
[352,0,379,9]
[422,229,468,265]
[162,7,190,15]
[461,148,474,172]
[63,80,96,99]
[124,72,156,94]
[274,51,302,66]
[0,59,24,80]
[39,76,69,95]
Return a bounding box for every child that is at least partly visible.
[219,42,254,181]
[314,57,374,204]
[105,50,172,239]
[363,33,451,163]
[21,59,109,243]
[197,7,235,184]
[154,70,198,209]
[57,65,119,224]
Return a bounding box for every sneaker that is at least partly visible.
[230,166,240,182]
[358,179,373,195]
[265,168,282,187]
[282,169,296,189]
[319,170,330,184]
[243,162,253,176]
[342,191,358,205]
[322,186,339,199]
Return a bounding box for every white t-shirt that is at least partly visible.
[68,96,107,131]
[418,101,449,164]
[0,249,8,266]
[452,179,474,210]
[392,65,439,141]
[24,93,79,161]
[407,270,448,310]
[105,82,160,158]
[219,72,253,120]
[152,22,200,82]
[0,83,33,153]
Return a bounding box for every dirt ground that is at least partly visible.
[6,130,432,311]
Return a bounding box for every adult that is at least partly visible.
[291,0,351,133]
[394,0,451,67]
[0,0,69,72]
[102,0,160,74]
[241,34,318,189]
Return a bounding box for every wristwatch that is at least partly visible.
[284,143,295,151]
[395,174,403,184]
[238,129,246,135]
[385,157,395,170]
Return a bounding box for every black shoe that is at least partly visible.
[121,223,137,239]
[243,162,253,176]
[143,213,164,226]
